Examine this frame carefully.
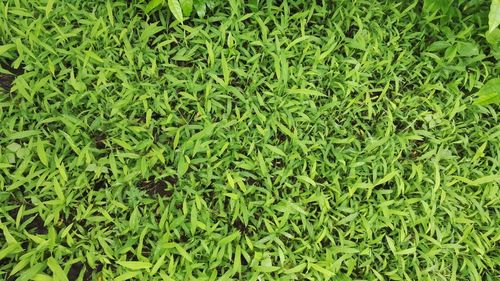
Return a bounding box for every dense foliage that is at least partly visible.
[0,0,499,280]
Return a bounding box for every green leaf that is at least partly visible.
[168,0,184,22]
[45,0,55,17]
[9,130,41,140]
[10,258,30,276]
[287,88,326,97]
[257,151,269,177]
[264,144,286,157]
[255,265,281,273]
[232,245,241,274]
[180,0,193,16]
[178,154,189,177]
[0,44,16,57]
[396,247,416,255]
[47,258,69,281]
[310,263,334,278]
[457,42,479,57]
[140,23,165,45]
[193,0,206,17]
[145,0,164,13]
[116,261,152,270]
[221,52,230,86]
[0,244,21,260]
[150,254,167,275]
[106,1,114,26]
[297,175,316,186]
[52,179,65,201]
[427,41,451,52]
[114,271,141,281]
[375,171,398,187]
[284,263,307,274]
[112,138,133,150]
[424,0,452,14]
[174,244,193,262]
[386,236,397,254]
[219,231,240,246]
[475,92,500,105]
[17,263,44,281]
[489,0,500,33]
[474,78,500,105]
[485,28,500,44]
[453,175,500,186]
[334,246,359,254]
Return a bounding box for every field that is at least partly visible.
[0,0,499,280]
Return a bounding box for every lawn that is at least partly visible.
[0,0,499,280]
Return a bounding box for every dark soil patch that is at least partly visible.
[26,214,48,235]
[233,218,248,234]
[0,73,16,92]
[138,177,174,197]
[276,131,288,143]
[0,61,24,93]
[92,132,107,149]
[346,24,359,37]
[69,263,102,281]
[93,177,109,191]
[68,262,85,280]
[8,206,48,235]
[272,158,284,168]
[245,177,259,186]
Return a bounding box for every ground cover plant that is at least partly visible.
[0,0,499,280]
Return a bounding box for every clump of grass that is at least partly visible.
[0,0,499,280]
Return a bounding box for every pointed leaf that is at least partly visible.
[489,0,500,33]
[180,0,193,16]
[168,0,184,22]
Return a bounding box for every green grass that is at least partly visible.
[0,0,499,280]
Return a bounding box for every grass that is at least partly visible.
[0,0,499,280]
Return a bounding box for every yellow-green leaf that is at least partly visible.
[180,0,193,16]
[116,261,152,270]
[489,0,500,33]
[168,0,184,22]
[36,141,49,166]
[287,88,326,97]
[47,258,69,281]
[145,0,164,13]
